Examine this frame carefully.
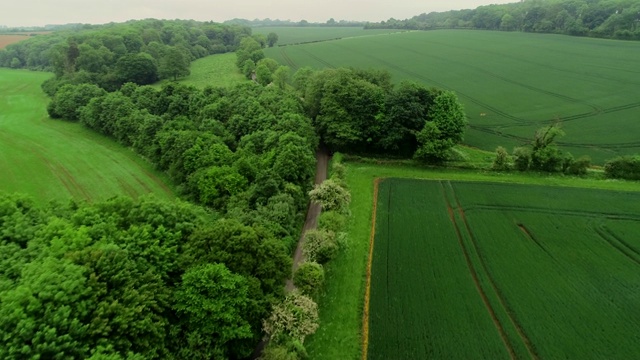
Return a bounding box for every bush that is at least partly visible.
[604,156,640,180]
[512,146,531,171]
[302,229,338,264]
[308,179,351,213]
[293,262,324,297]
[317,210,347,234]
[492,146,510,171]
[263,291,319,343]
[565,155,591,175]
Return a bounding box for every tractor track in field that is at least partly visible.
[279,47,298,70]
[467,204,640,222]
[299,47,336,69]
[439,181,518,360]
[594,226,640,267]
[516,223,554,259]
[446,181,539,360]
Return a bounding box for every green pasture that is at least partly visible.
[265,30,640,163]
[305,161,640,360]
[155,52,247,89]
[368,179,640,359]
[252,27,407,46]
[0,68,174,203]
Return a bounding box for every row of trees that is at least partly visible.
[366,0,640,40]
[0,19,255,92]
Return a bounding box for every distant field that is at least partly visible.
[252,27,407,46]
[368,178,640,359]
[0,68,174,203]
[0,34,30,49]
[155,52,247,89]
[265,30,640,163]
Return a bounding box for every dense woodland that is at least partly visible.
[366,0,640,40]
[0,19,252,91]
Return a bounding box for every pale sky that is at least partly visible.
[2,1,516,28]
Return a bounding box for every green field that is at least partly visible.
[265,30,640,163]
[368,178,640,359]
[0,68,174,202]
[155,52,247,89]
[252,27,407,46]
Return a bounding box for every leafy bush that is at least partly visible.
[293,262,325,297]
[308,179,351,213]
[492,146,511,171]
[604,156,640,180]
[302,229,338,264]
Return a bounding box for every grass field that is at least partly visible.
[304,161,640,360]
[265,30,640,163]
[0,68,174,203]
[367,179,640,359]
[252,27,407,46]
[155,52,247,89]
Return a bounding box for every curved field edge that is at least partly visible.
[303,162,640,360]
[0,68,175,203]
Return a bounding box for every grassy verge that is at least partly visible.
[0,68,175,203]
[304,159,640,359]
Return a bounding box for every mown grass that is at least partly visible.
[155,52,247,89]
[265,30,640,163]
[252,27,407,46]
[304,160,640,360]
[0,68,175,203]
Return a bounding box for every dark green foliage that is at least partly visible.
[267,32,279,47]
[604,156,640,180]
[564,155,591,175]
[174,263,253,359]
[0,19,249,92]
[293,262,325,297]
[302,229,339,264]
[47,83,107,120]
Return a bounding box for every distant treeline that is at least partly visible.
[224,18,367,27]
[0,19,253,90]
[365,0,640,40]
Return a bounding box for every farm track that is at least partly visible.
[439,181,518,360]
[299,47,336,68]
[444,181,538,360]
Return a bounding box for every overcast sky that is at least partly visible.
[2,0,516,28]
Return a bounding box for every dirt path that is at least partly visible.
[285,147,330,291]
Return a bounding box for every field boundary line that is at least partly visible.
[449,182,539,360]
[439,181,518,360]
[361,177,381,360]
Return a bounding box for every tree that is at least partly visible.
[293,262,325,297]
[263,291,319,343]
[492,146,511,171]
[267,32,279,47]
[414,90,466,162]
[159,47,190,80]
[255,63,272,86]
[308,179,351,213]
[115,53,158,85]
[174,263,253,360]
[302,229,338,264]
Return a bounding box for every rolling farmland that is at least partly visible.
[0,68,174,202]
[252,27,406,45]
[265,30,640,163]
[367,178,640,359]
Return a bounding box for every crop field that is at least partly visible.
[367,178,640,359]
[252,26,406,45]
[0,68,174,203]
[265,30,640,163]
[0,34,30,49]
